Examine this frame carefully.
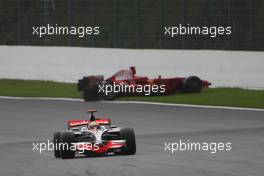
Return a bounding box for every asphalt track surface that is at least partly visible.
[0,98,264,176]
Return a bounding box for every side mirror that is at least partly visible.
[71,127,80,132]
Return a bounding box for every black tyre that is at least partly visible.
[53,132,61,158]
[182,76,202,93]
[82,88,99,101]
[99,80,118,101]
[60,132,75,159]
[120,128,136,155]
[77,79,84,91]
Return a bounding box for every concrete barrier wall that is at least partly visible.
[0,46,263,89]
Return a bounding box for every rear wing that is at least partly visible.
[68,119,111,128]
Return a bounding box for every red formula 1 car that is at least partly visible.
[53,110,136,159]
[77,66,211,101]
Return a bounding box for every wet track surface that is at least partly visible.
[0,98,264,176]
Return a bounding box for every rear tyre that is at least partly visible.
[182,76,202,93]
[60,132,75,159]
[82,88,99,101]
[120,128,136,155]
[53,132,61,158]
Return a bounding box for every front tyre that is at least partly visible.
[182,76,202,93]
[53,132,61,158]
[120,128,136,155]
[60,132,75,159]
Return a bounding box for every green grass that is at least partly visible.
[118,88,264,109]
[0,79,80,98]
[0,79,264,109]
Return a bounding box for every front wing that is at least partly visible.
[74,140,126,154]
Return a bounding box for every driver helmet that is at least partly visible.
[88,121,99,130]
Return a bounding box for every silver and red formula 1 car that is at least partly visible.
[53,110,136,159]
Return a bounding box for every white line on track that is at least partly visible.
[0,96,83,102]
[108,101,264,112]
[0,96,264,112]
